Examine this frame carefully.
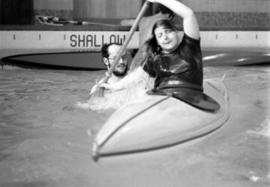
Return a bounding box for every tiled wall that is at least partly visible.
[180,0,270,29]
[182,0,270,13]
[182,0,270,29]
[34,0,73,19]
[197,12,270,30]
[34,9,73,19]
[34,0,73,10]
[33,0,270,30]
[73,0,142,20]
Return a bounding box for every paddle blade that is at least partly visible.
[91,76,110,98]
[92,86,106,98]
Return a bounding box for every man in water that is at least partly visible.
[89,42,129,96]
[77,41,154,110]
[76,43,130,110]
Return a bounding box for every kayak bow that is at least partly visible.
[92,79,230,160]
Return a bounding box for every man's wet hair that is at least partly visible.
[101,42,122,58]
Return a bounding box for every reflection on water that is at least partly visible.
[0,65,269,187]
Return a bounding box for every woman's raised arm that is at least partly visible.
[147,0,200,39]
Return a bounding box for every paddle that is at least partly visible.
[93,1,150,97]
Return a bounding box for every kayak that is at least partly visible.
[203,50,270,66]
[92,79,230,160]
[1,51,106,70]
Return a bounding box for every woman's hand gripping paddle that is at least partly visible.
[93,1,150,97]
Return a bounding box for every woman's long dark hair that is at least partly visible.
[144,19,178,58]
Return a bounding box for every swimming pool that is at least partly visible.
[0,62,269,186]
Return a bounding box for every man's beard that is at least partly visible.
[112,67,128,77]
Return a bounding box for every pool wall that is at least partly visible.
[1,30,269,50]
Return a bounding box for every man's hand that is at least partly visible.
[99,83,113,90]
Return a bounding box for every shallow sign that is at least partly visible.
[0,31,139,50]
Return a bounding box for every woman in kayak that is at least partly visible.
[101,0,219,111]
[141,0,203,94]
[129,3,175,70]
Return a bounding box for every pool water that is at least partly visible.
[0,64,269,187]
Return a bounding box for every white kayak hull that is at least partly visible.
[92,79,230,159]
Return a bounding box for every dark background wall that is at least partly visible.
[0,0,33,24]
[0,0,269,29]
[36,0,270,29]
[34,0,73,20]
[182,0,270,29]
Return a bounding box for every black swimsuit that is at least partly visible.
[143,34,220,112]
